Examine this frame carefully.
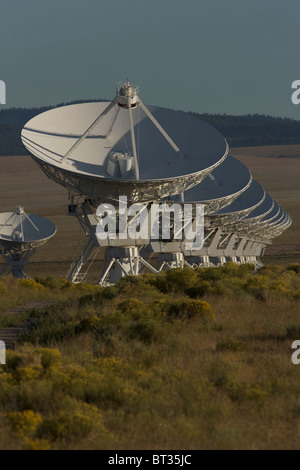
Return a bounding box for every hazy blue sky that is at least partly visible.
[1,0,300,118]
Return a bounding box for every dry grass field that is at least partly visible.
[231,145,300,266]
[0,144,299,281]
[1,265,300,450]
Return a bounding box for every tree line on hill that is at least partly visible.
[1,100,300,155]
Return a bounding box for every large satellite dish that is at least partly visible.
[178,155,252,213]
[231,199,283,240]
[215,179,265,216]
[0,206,56,278]
[19,80,292,281]
[251,205,288,240]
[21,81,228,205]
[244,193,276,223]
[206,180,266,229]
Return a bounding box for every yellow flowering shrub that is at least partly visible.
[165,298,214,321]
[269,279,290,296]
[36,397,112,442]
[7,410,42,437]
[35,347,62,369]
[245,383,269,401]
[15,366,43,382]
[18,279,45,290]
[22,437,50,450]
[75,315,101,333]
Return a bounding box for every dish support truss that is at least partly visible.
[31,154,226,207]
[0,246,36,279]
[65,199,159,285]
[64,194,290,285]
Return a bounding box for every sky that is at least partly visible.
[1,0,300,118]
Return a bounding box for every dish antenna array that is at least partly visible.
[21,81,291,284]
[0,206,56,278]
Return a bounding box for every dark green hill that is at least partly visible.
[1,101,300,155]
[190,112,300,148]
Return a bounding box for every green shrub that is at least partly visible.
[286,324,300,339]
[29,321,76,345]
[258,265,285,278]
[154,268,198,294]
[18,279,45,290]
[7,409,42,437]
[75,315,101,334]
[243,275,270,300]
[117,298,145,314]
[287,264,300,275]
[36,397,111,442]
[195,266,224,281]
[126,318,165,344]
[209,360,234,387]
[165,299,214,321]
[185,280,212,298]
[5,351,22,370]
[36,348,62,369]
[34,276,61,290]
[216,337,246,352]
[293,291,300,300]
[269,280,290,296]
[101,286,119,299]
[219,262,241,277]
[209,280,233,297]
[92,298,168,346]
[237,263,256,276]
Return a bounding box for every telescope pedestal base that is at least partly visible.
[99,247,158,286]
[157,252,192,271]
[0,250,34,279]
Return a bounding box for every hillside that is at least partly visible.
[191,113,300,148]
[1,103,300,155]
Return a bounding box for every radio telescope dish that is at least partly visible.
[249,204,287,239]
[215,179,265,216]
[0,206,56,278]
[180,155,252,213]
[258,200,281,224]
[205,179,265,230]
[243,192,275,222]
[21,81,228,205]
[262,205,286,230]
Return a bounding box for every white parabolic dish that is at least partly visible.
[181,155,252,210]
[21,82,228,204]
[0,207,56,251]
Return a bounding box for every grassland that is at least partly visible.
[1,264,300,450]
